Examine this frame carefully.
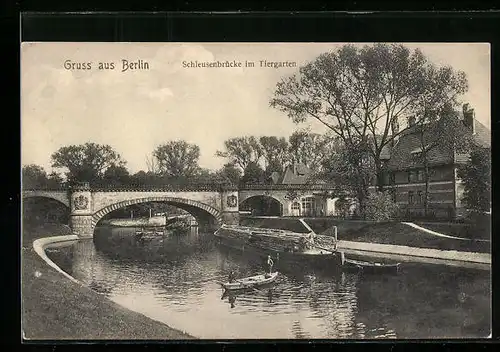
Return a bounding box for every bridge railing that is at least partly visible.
[23,182,338,192]
[90,183,239,192]
[22,186,69,192]
[24,183,240,192]
[238,183,337,191]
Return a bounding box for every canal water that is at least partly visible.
[45,226,491,339]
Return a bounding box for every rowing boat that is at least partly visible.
[220,272,279,291]
[342,258,401,274]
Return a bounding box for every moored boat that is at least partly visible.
[219,272,279,291]
[213,223,341,267]
[342,257,401,274]
[166,219,191,233]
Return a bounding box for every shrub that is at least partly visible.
[335,197,357,219]
[364,191,399,222]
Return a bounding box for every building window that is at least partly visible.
[417,170,424,182]
[301,196,316,217]
[389,172,396,185]
[416,191,423,204]
[408,171,418,183]
[408,191,414,205]
[291,202,300,216]
[408,170,424,183]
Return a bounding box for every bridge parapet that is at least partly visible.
[23,187,68,192]
[91,183,238,192]
[25,182,337,192]
[239,183,337,191]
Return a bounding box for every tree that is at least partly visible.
[216,136,263,170]
[457,145,491,214]
[240,161,265,184]
[270,43,468,191]
[259,136,290,171]
[288,130,337,172]
[47,171,64,188]
[145,153,158,174]
[319,142,375,215]
[215,163,242,185]
[102,165,131,186]
[364,191,399,222]
[264,159,286,181]
[22,164,49,189]
[153,141,201,179]
[51,142,126,184]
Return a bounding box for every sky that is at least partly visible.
[21,42,490,174]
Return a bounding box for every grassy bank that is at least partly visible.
[22,223,194,340]
[414,221,491,241]
[335,222,489,254]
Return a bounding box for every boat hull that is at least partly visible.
[220,272,279,291]
[342,258,401,275]
[214,232,342,269]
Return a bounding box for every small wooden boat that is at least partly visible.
[219,272,279,291]
[342,258,401,274]
[135,229,164,240]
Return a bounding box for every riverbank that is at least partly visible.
[22,223,194,340]
[241,217,490,254]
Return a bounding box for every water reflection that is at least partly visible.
[45,226,491,339]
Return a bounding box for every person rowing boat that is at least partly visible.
[266,255,274,277]
[228,270,236,283]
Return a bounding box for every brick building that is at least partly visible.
[382,104,490,219]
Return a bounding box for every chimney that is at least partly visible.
[293,163,297,175]
[462,104,476,135]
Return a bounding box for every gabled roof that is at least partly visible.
[269,171,281,184]
[281,163,313,184]
[387,129,454,171]
[386,116,490,171]
[473,120,491,148]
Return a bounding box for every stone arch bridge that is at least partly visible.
[23,183,339,237]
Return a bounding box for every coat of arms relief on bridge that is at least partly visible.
[227,195,238,208]
[73,195,89,210]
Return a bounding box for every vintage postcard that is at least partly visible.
[21,42,491,340]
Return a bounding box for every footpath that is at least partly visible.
[309,219,490,270]
[22,224,194,340]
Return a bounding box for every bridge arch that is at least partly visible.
[22,193,71,225]
[92,196,222,229]
[22,191,71,209]
[239,194,284,216]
